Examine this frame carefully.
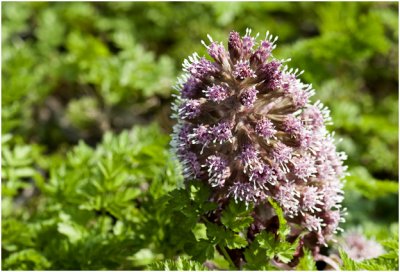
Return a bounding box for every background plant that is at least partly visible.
[2,1,398,270]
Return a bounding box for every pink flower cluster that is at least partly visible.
[342,232,385,262]
[171,29,347,248]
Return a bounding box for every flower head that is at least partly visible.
[178,99,202,119]
[204,155,230,187]
[211,121,233,144]
[255,118,277,139]
[203,84,230,103]
[233,60,256,80]
[171,29,347,250]
[341,231,385,262]
[240,86,258,108]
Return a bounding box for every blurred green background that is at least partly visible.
[2,2,398,270]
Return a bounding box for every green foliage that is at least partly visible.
[296,249,317,271]
[340,224,399,271]
[343,166,398,227]
[256,231,298,264]
[340,240,399,271]
[339,249,359,271]
[221,200,253,232]
[2,1,398,270]
[2,2,175,145]
[243,199,300,269]
[2,125,182,270]
[206,223,248,250]
[156,182,216,263]
[346,167,398,200]
[3,249,51,271]
[1,135,42,198]
[147,256,206,271]
[269,198,291,238]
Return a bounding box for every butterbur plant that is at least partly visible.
[171,29,348,268]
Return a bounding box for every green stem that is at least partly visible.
[218,244,237,270]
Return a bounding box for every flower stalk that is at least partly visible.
[171,28,347,266]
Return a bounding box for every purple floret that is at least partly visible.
[204,84,230,103]
[255,118,276,139]
[240,86,258,108]
[233,60,256,80]
[178,100,201,119]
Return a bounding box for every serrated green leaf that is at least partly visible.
[57,222,85,243]
[254,230,298,264]
[120,188,141,202]
[166,188,190,211]
[296,249,317,270]
[345,167,398,199]
[221,200,253,232]
[226,234,248,249]
[206,222,248,249]
[339,248,359,271]
[275,241,298,264]
[268,198,290,238]
[189,181,211,204]
[147,256,206,271]
[3,249,51,270]
[192,223,208,241]
[184,240,215,263]
[243,239,276,270]
[256,231,278,251]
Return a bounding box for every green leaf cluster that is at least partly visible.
[2,125,182,270]
[340,237,399,271]
[147,256,206,271]
[221,200,253,233]
[339,223,399,271]
[2,2,175,146]
[243,199,299,270]
[2,1,398,270]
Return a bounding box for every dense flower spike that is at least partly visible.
[171,29,347,251]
